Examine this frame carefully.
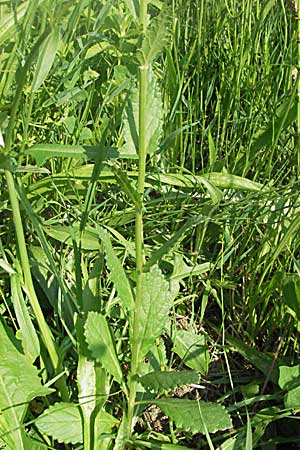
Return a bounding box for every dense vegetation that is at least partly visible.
[1,0,300,448]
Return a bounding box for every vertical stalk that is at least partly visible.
[297,0,300,175]
[5,169,69,401]
[126,0,148,440]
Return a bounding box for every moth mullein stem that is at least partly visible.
[126,0,148,442]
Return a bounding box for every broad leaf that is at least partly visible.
[279,364,300,390]
[136,265,173,359]
[138,10,172,64]
[153,399,232,434]
[173,330,210,375]
[32,27,60,91]
[35,403,82,444]
[84,312,123,384]
[140,370,199,393]
[97,227,134,311]
[0,321,53,449]
[123,69,163,156]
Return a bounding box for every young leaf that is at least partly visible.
[97,227,134,312]
[32,27,60,92]
[136,265,174,359]
[139,370,199,393]
[123,69,163,156]
[173,330,210,375]
[138,11,172,65]
[35,402,83,444]
[153,399,232,434]
[84,312,123,384]
[0,321,53,449]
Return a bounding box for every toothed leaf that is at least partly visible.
[153,399,232,434]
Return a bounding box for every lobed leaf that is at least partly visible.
[84,312,123,384]
[35,402,82,444]
[153,398,232,434]
[139,370,199,393]
[138,10,172,65]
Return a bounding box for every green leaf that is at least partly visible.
[153,399,232,434]
[84,312,123,384]
[97,227,134,312]
[111,166,142,209]
[35,402,82,444]
[10,273,40,362]
[173,330,210,375]
[138,10,172,65]
[283,278,300,319]
[32,27,60,91]
[0,321,53,449]
[25,144,138,166]
[279,364,300,390]
[136,265,174,359]
[226,335,278,384]
[44,224,99,250]
[139,370,199,393]
[95,410,119,438]
[123,69,163,156]
[284,385,300,409]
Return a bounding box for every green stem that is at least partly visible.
[297,0,300,176]
[5,169,69,401]
[126,0,149,441]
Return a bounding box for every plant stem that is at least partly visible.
[297,0,300,176]
[5,169,69,401]
[126,0,148,441]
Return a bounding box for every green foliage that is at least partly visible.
[138,10,172,65]
[84,311,123,384]
[32,27,60,92]
[173,330,210,375]
[0,321,53,449]
[153,398,232,434]
[1,0,300,448]
[135,265,174,359]
[36,402,82,444]
[139,370,199,392]
[123,69,163,156]
[98,227,135,312]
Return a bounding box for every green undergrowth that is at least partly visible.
[0,0,300,449]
